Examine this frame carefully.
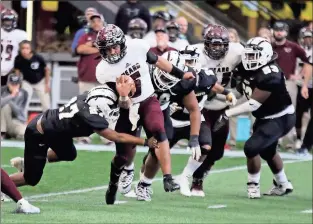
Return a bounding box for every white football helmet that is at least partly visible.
[242,37,273,70]
[85,85,120,122]
[179,46,201,72]
[153,50,186,91]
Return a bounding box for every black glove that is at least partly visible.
[213,113,229,132]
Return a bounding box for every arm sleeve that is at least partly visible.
[37,55,47,68]
[1,95,14,108]
[71,29,85,53]
[196,69,218,92]
[295,43,310,63]
[255,72,280,91]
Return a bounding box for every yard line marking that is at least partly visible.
[25,159,311,200]
[208,205,227,209]
[1,165,11,168]
[300,209,312,214]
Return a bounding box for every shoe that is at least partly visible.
[15,199,40,214]
[10,157,24,172]
[190,178,205,197]
[136,182,151,202]
[264,179,293,196]
[163,176,180,192]
[247,182,261,199]
[1,193,10,202]
[295,139,302,150]
[179,174,191,197]
[296,148,311,157]
[139,171,154,195]
[105,182,118,205]
[118,169,134,194]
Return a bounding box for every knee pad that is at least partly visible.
[24,171,42,186]
[259,148,276,161]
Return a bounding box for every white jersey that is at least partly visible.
[143,31,157,48]
[96,38,155,104]
[1,28,28,76]
[125,34,133,43]
[295,45,312,88]
[168,38,189,50]
[191,42,244,110]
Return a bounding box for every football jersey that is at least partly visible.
[96,38,154,104]
[143,31,157,47]
[170,68,217,127]
[233,61,293,119]
[295,45,313,88]
[168,38,189,50]
[1,28,28,76]
[191,42,244,110]
[41,93,109,138]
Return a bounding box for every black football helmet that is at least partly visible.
[166,21,180,42]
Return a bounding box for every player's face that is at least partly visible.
[90,18,103,31]
[20,43,32,57]
[105,45,121,57]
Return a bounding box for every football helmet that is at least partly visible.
[204,25,229,60]
[153,51,186,91]
[298,27,312,48]
[1,9,18,32]
[179,46,201,72]
[152,11,171,22]
[95,24,126,64]
[85,86,120,122]
[202,24,214,38]
[127,18,148,39]
[166,21,180,42]
[241,37,273,71]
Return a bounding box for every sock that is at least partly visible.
[124,162,134,171]
[1,168,22,202]
[248,171,261,184]
[140,175,152,186]
[182,156,202,178]
[109,161,123,185]
[274,169,288,184]
[17,198,26,205]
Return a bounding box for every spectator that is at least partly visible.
[166,21,189,50]
[125,18,148,42]
[143,11,171,47]
[115,0,151,34]
[228,28,240,43]
[1,73,28,140]
[14,40,51,112]
[176,16,188,40]
[258,27,273,43]
[71,7,99,56]
[149,26,177,56]
[76,13,104,94]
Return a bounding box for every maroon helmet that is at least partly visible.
[127,18,148,39]
[95,24,127,64]
[1,9,18,32]
[204,25,229,60]
[166,21,180,42]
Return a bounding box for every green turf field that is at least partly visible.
[1,147,312,224]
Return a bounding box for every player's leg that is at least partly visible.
[1,169,40,214]
[295,85,309,149]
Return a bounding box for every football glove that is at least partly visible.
[213,113,229,132]
[226,92,237,106]
[187,135,201,161]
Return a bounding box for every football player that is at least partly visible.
[126,18,148,41]
[166,21,189,50]
[214,37,295,198]
[95,24,198,204]
[186,24,244,197]
[9,85,158,200]
[1,9,27,86]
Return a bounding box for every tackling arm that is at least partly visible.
[183,91,201,136]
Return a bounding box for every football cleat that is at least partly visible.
[264,179,293,196]
[136,182,151,202]
[10,157,24,172]
[118,169,134,194]
[179,174,191,197]
[190,178,205,197]
[247,182,261,199]
[105,182,118,205]
[15,199,40,214]
[163,176,180,192]
[139,170,153,195]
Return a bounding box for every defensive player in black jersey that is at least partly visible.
[214,37,295,198]
[9,85,158,201]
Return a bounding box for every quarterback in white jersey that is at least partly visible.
[1,9,27,81]
[95,24,196,205]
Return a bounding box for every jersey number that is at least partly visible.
[158,93,171,106]
[130,71,142,98]
[1,44,14,61]
[262,65,279,75]
[242,81,252,98]
[59,97,79,120]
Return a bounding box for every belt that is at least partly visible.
[36,115,44,135]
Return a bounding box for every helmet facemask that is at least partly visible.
[153,68,181,91]
[204,39,229,60]
[242,46,266,70]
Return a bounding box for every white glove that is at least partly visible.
[187,146,201,161]
[169,102,183,116]
[226,92,237,106]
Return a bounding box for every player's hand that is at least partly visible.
[116,75,134,97]
[169,103,183,115]
[183,72,195,80]
[187,135,201,161]
[226,92,237,106]
[301,85,309,99]
[146,137,159,148]
[213,113,229,132]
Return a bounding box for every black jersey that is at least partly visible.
[171,68,217,121]
[233,61,292,119]
[41,93,109,137]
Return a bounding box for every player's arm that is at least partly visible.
[95,129,158,148]
[116,75,134,109]
[211,83,237,106]
[146,51,195,80]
